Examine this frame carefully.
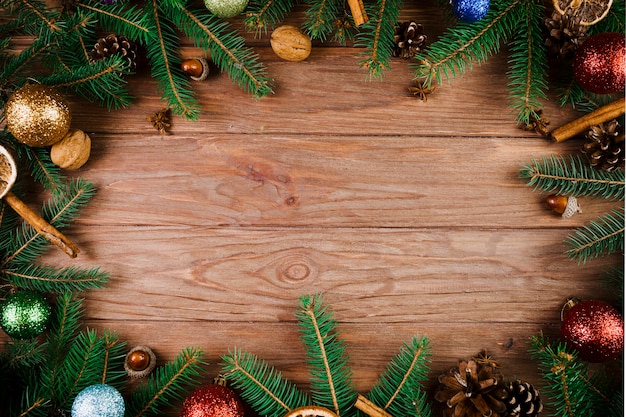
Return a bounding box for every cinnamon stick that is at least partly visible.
[550,97,625,143]
[348,0,368,26]
[4,191,79,258]
[354,395,393,417]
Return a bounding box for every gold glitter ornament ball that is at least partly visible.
[5,84,72,147]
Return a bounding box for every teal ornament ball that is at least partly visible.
[0,291,51,339]
[71,385,125,417]
[204,0,249,18]
[451,0,490,23]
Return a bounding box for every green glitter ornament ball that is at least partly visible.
[204,0,249,18]
[0,291,51,339]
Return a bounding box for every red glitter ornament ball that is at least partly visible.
[561,300,624,362]
[573,32,626,94]
[181,384,245,417]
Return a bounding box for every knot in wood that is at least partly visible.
[277,254,318,284]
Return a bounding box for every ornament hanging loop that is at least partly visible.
[0,145,79,258]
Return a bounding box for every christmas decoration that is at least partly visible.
[0,291,51,339]
[434,354,509,417]
[124,345,157,378]
[552,0,614,26]
[50,129,92,171]
[543,7,589,62]
[222,295,432,417]
[392,21,427,59]
[91,34,139,71]
[270,25,313,62]
[505,380,543,417]
[550,98,625,143]
[4,84,72,147]
[573,32,626,94]
[0,145,80,258]
[182,58,211,81]
[71,384,125,417]
[545,194,581,218]
[582,118,625,171]
[204,0,249,18]
[451,0,491,23]
[561,299,624,362]
[147,108,172,135]
[181,382,245,417]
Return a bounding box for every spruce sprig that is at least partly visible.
[356,0,403,79]
[519,154,625,201]
[506,0,547,125]
[303,0,343,41]
[3,264,109,294]
[565,208,625,264]
[366,336,432,417]
[222,349,311,417]
[125,347,206,417]
[243,0,298,35]
[297,294,357,417]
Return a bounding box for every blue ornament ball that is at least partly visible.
[71,385,125,417]
[452,0,490,23]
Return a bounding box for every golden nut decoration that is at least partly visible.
[270,25,312,62]
[50,129,92,170]
[5,84,72,147]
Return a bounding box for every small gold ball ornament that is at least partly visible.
[5,84,72,147]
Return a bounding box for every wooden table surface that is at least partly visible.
[20,0,622,413]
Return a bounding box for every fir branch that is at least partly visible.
[529,333,596,417]
[101,330,127,388]
[43,178,96,230]
[601,267,623,306]
[565,208,625,264]
[244,0,298,35]
[74,0,151,43]
[413,0,523,85]
[303,0,342,41]
[144,0,201,120]
[367,336,431,417]
[3,264,109,293]
[506,0,547,125]
[519,154,625,200]
[221,349,311,417]
[3,339,46,368]
[0,35,54,85]
[4,0,61,33]
[126,347,206,417]
[356,0,402,79]
[12,140,65,194]
[170,3,274,99]
[296,294,356,417]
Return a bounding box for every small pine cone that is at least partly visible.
[91,34,138,70]
[582,119,625,171]
[543,8,588,61]
[392,21,427,59]
[505,380,543,417]
[435,358,510,417]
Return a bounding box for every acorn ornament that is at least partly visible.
[545,194,581,218]
[4,84,72,147]
[124,345,157,378]
[181,57,210,81]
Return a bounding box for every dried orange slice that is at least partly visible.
[552,0,613,25]
[284,406,338,417]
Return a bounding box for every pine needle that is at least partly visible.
[222,349,311,417]
[244,0,298,35]
[565,208,625,264]
[4,264,109,295]
[296,294,357,417]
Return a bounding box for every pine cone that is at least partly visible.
[392,21,426,59]
[582,119,625,171]
[435,358,510,417]
[505,380,543,417]
[91,34,138,70]
[543,8,588,61]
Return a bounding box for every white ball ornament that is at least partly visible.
[71,384,125,417]
[204,0,249,18]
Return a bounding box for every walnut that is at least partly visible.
[270,25,312,62]
[50,129,91,170]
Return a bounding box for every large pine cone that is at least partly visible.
[582,119,625,171]
[392,21,427,59]
[505,380,543,417]
[91,34,138,70]
[544,8,588,61]
[435,359,510,417]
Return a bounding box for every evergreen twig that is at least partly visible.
[565,208,625,264]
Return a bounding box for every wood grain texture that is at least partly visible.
[4,0,623,415]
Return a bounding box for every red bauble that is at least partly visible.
[561,300,624,362]
[181,384,245,417]
[573,32,626,94]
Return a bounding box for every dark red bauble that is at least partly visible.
[573,32,626,94]
[181,384,245,417]
[561,300,624,362]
